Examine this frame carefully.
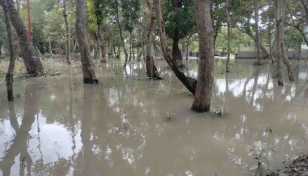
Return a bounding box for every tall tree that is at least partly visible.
[153,0,197,95]
[63,0,70,64]
[114,0,128,67]
[4,0,44,74]
[162,0,196,68]
[191,0,214,112]
[254,0,262,65]
[76,0,98,83]
[145,0,160,79]
[275,0,283,86]
[225,0,231,72]
[0,0,15,101]
[93,0,108,62]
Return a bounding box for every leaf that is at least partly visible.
[250,165,259,170]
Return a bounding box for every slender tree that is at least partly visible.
[254,0,262,65]
[114,0,128,67]
[145,0,160,79]
[275,0,284,86]
[153,0,197,94]
[191,0,214,112]
[93,0,108,62]
[4,0,44,74]
[226,0,231,73]
[63,0,70,64]
[0,0,15,101]
[76,0,98,83]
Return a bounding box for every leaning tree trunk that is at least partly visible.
[114,0,128,67]
[5,0,43,74]
[280,0,295,81]
[145,0,160,79]
[275,0,284,86]
[63,0,70,64]
[226,0,231,73]
[254,0,262,65]
[76,0,98,84]
[191,0,214,112]
[1,0,15,101]
[153,0,197,95]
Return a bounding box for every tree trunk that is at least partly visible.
[115,0,128,67]
[280,0,295,81]
[145,0,160,79]
[5,0,44,74]
[186,42,189,59]
[129,31,132,62]
[137,45,141,61]
[268,20,274,64]
[226,0,231,73]
[153,0,197,95]
[276,0,284,86]
[98,23,108,62]
[108,26,115,57]
[1,0,15,101]
[254,0,262,65]
[171,0,184,68]
[63,0,70,64]
[75,0,98,84]
[297,45,301,62]
[117,45,121,58]
[191,0,214,112]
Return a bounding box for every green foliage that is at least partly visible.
[162,0,197,40]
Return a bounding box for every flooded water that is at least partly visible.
[0,58,308,176]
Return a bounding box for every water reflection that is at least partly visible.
[0,60,307,176]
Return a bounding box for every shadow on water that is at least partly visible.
[0,59,307,175]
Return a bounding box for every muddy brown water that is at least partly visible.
[0,59,308,176]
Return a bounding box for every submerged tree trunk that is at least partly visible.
[153,0,197,95]
[1,0,15,101]
[280,0,294,81]
[276,0,284,86]
[115,0,128,67]
[63,0,70,64]
[226,0,231,73]
[145,0,160,79]
[191,0,214,112]
[108,26,115,57]
[254,0,262,65]
[5,0,44,74]
[76,0,98,84]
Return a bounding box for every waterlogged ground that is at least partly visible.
[0,58,308,176]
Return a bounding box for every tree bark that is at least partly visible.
[268,20,274,64]
[280,0,295,81]
[145,0,160,79]
[75,0,98,84]
[108,26,115,57]
[153,0,197,95]
[191,0,214,112]
[276,0,284,86]
[115,0,128,67]
[254,0,262,64]
[63,0,70,64]
[5,0,44,74]
[1,0,15,101]
[226,0,231,73]
[171,0,184,68]
[93,0,107,62]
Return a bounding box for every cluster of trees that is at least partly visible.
[0,0,308,112]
